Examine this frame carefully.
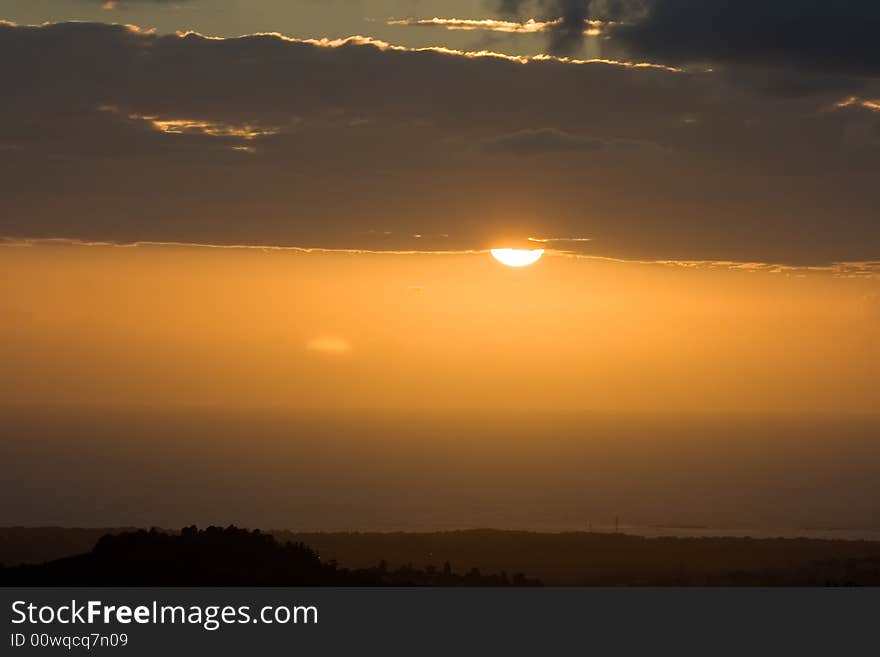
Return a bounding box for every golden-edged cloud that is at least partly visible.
[289,34,681,71]
[387,17,607,37]
[833,96,880,112]
[135,116,279,140]
[98,105,280,140]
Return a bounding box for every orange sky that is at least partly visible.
[2,241,877,413]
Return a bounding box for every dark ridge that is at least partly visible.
[0,526,540,586]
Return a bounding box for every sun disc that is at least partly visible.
[490,248,544,267]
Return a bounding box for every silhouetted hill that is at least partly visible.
[0,527,540,586]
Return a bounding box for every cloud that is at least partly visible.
[133,115,278,140]
[834,96,880,113]
[481,127,659,155]
[291,34,678,70]
[489,1,880,86]
[0,237,487,256]
[609,0,880,78]
[528,236,592,243]
[387,16,606,36]
[3,237,878,280]
[494,0,606,55]
[388,17,555,33]
[1,20,879,265]
[100,0,191,9]
[482,127,605,154]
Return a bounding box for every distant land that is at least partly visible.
[2,527,880,586]
[0,527,538,586]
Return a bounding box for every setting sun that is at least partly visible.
[490,248,545,267]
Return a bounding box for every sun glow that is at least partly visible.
[490,248,544,267]
[306,336,352,355]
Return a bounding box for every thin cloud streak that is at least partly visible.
[0,237,488,256]
[285,34,682,72]
[134,115,279,140]
[529,236,593,243]
[387,17,607,36]
[98,105,280,139]
[3,237,877,278]
[565,253,880,279]
[834,96,880,112]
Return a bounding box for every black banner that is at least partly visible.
[3,588,876,655]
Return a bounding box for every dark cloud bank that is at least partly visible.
[615,0,880,79]
[0,17,879,264]
[497,0,880,78]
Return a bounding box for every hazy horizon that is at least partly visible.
[3,406,879,533]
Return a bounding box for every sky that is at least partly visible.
[2,241,879,413]
[1,1,879,530]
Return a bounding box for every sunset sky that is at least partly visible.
[2,0,880,263]
[1,1,879,530]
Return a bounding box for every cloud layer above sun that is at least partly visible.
[1,6,879,264]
